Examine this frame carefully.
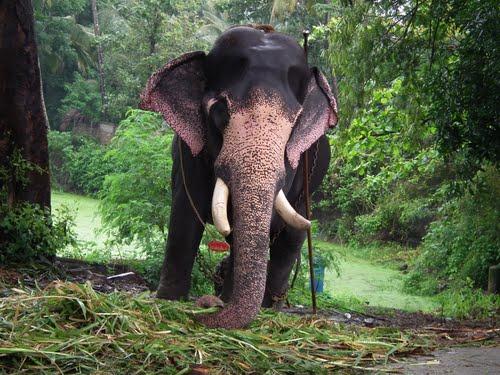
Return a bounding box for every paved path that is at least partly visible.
[386,346,500,374]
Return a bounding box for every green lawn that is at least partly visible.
[51,190,138,259]
[52,190,106,248]
[321,242,437,312]
[52,191,437,313]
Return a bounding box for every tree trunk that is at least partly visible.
[488,265,500,295]
[90,0,107,120]
[0,0,51,209]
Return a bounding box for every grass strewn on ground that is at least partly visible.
[0,281,434,374]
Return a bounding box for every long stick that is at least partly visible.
[303,149,317,314]
[303,29,317,314]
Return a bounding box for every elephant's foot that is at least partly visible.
[261,295,286,311]
[156,283,189,301]
[196,295,224,308]
[262,286,288,310]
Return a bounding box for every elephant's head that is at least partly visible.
[141,26,337,328]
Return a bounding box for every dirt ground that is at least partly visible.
[1,258,498,374]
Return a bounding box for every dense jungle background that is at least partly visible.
[2,0,499,316]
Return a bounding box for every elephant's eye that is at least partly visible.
[209,98,229,133]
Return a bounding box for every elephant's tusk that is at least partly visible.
[274,190,311,230]
[212,178,231,237]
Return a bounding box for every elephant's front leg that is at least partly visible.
[262,226,306,308]
[157,139,212,300]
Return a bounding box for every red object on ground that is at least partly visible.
[208,240,230,252]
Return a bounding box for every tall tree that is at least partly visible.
[91,0,107,119]
[0,0,51,208]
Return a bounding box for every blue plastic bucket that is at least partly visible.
[313,263,325,293]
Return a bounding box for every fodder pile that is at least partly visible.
[0,281,432,373]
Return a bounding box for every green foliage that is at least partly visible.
[429,0,500,168]
[405,167,500,293]
[436,279,500,320]
[322,0,498,171]
[0,203,76,264]
[100,0,210,122]
[48,131,110,196]
[320,79,441,245]
[99,109,173,258]
[59,73,102,123]
[0,150,76,263]
[35,0,87,16]
[34,0,95,127]
[35,0,210,125]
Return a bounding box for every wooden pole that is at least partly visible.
[303,150,317,314]
[302,29,317,314]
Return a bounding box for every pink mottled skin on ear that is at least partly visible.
[286,69,338,169]
[315,69,338,124]
[140,51,207,156]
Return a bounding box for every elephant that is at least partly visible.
[140,25,338,329]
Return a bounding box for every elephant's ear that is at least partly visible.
[286,68,338,169]
[140,51,207,156]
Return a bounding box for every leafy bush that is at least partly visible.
[48,131,72,188]
[99,109,173,278]
[48,131,111,196]
[405,166,500,293]
[429,0,500,169]
[0,151,76,263]
[66,138,111,196]
[0,203,76,264]
[436,279,500,320]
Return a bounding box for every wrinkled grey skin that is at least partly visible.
[140,25,337,329]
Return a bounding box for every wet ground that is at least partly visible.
[384,346,500,374]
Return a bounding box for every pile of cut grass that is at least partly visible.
[0,281,433,373]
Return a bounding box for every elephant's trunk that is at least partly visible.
[197,90,300,329]
[198,179,275,328]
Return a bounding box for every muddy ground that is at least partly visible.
[1,258,498,374]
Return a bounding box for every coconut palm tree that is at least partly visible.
[197,1,231,44]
